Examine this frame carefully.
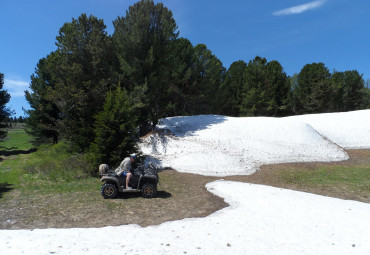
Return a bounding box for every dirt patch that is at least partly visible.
[0,171,226,230]
[0,150,369,230]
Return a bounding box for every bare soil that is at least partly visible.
[0,150,369,230]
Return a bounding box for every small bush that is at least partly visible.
[23,142,95,181]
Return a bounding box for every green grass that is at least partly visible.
[0,129,35,187]
[0,128,34,151]
[0,129,99,199]
[18,142,98,194]
[278,165,370,186]
[275,165,370,200]
[19,176,100,196]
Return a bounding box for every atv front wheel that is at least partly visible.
[101,183,118,199]
[141,183,157,198]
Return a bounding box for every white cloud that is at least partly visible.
[273,0,327,16]
[4,79,29,97]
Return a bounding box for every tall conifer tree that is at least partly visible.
[240,56,290,116]
[0,73,11,140]
[294,63,331,114]
[113,0,178,134]
[51,14,117,151]
[90,87,137,166]
[25,53,60,144]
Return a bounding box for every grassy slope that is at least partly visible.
[0,128,34,187]
[0,129,98,198]
[0,126,33,151]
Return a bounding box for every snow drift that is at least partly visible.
[139,110,370,176]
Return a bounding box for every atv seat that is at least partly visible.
[100,171,117,177]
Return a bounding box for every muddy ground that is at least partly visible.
[0,150,369,230]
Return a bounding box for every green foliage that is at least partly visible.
[331,70,367,111]
[0,128,97,197]
[240,56,290,116]
[25,53,60,145]
[52,14,117,151]
[165,38,197,116]
[192,44,226,114]
[294,62,331,114]
[164,40,226,116]
[365,87,370,108]
[219,61,247,116]
[26,14,118,150]
[0,73,11,141]
[22,142,93,180]
[113,0,179,132]
[89,86,137,166]
[292,64,368,114]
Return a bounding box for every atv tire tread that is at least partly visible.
[141,183,157,198]
[101,183,118,199]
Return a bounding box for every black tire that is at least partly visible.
[101,183,118,199]
[141,183,157,198]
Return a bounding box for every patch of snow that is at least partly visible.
[291,110,370,149]
[1,181,369,254]
[138,110,370,176]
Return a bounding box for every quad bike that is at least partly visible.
[100,162,159,199]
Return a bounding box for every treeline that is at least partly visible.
[8,116,26,123]
[222,59,370,117]
[7,116,26,127]
[25,0,370,167]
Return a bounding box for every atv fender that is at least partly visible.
[144,174,158,180]
[100,176,120,186]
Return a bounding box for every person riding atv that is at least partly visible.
[115,153,136,190]
[99,155,159,199]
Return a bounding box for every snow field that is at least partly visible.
[291,109,370,149]
[139,111,369,175]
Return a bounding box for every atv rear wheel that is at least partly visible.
[101,183,118,199]
[141,183,157,198]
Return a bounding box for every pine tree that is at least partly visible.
[219,60,247,116]
[294,63,331,114]
[240,56,290,116]
[113,0,179,134]
[0,73,11,141]
[25,53,60,144]
[192,44,225,114]
[49,14,117,151]
[341,70,366,111]
[89,86,137,166]
[165,38,197,116]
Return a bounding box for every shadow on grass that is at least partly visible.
[0,183,13,199]
[0,148,37,158]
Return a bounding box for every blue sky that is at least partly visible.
[1,0,369,117]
